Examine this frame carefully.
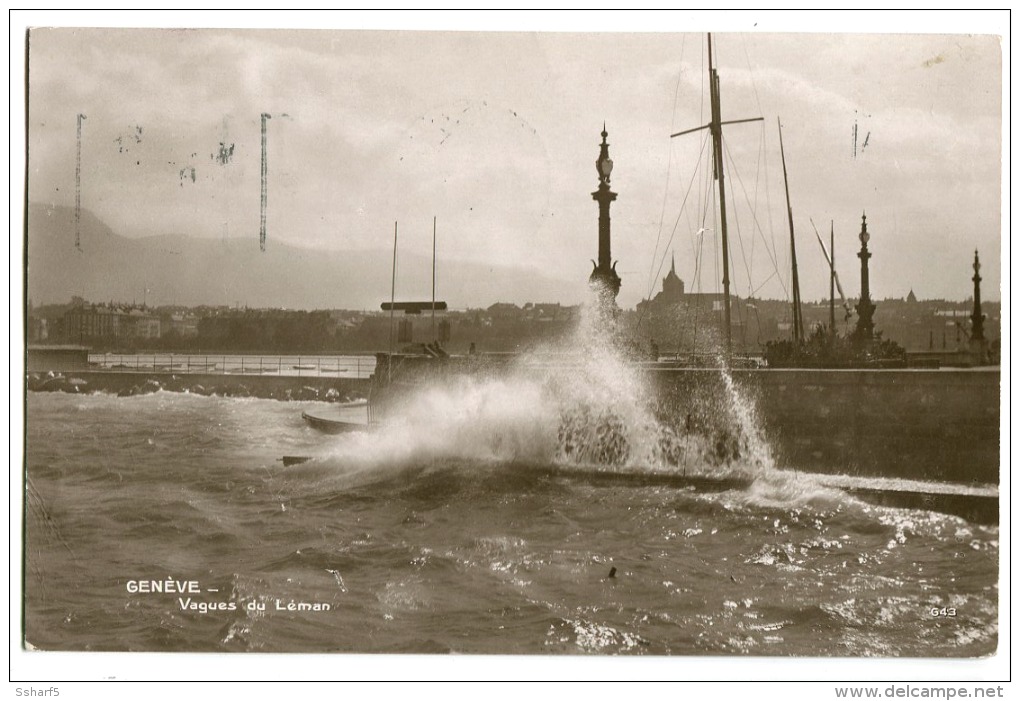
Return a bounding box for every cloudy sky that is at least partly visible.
[20,12,1005,309]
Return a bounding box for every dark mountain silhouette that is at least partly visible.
[26,204,581,310]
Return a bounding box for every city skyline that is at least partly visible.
[20,15,1006,312]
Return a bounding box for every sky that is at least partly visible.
[19,11,1007,309]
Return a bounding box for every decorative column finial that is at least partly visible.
[971,249,986,344]
[852,212,875,342]
[589,126,621,306]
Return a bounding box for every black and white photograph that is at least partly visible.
[14,10,1008,684]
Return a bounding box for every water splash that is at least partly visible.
[714,357,775,473]
[321,282,777,481]
[326,375,558,469]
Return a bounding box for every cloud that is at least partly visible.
[25,28,1002,307]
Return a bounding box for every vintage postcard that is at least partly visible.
[16,12,1006,684]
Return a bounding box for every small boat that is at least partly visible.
[301,406,374,434]
[292,364,317,370]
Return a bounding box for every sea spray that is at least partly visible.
[715,357,775,473]
[328,375,559,467]
[322,281,778,479]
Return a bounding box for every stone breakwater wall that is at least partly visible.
[27,365,1000,485]
[647,368,1001,485]
[26,371,371,402]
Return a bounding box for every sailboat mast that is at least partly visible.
[778,118,803,343]
[388,221,398,383]
[829,221,836,335]
[260,112,271,252]
[75,113,86,251]
[708,34,733,356]
[431,215,437,343]
[670,34,762,357]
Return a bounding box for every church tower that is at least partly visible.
[660,253,685,302]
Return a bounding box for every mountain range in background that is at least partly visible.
[25,204,583,311]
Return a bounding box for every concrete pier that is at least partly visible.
[26,360,999,486]
[649,367,1000,485]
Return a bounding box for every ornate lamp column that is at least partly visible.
[970,250,985,341]
[589,125,621,305]
[970,249,988,363]
[853,213,876,342]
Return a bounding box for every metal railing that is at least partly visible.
[87,354,377,379]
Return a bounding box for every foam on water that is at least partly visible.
[24,382,999,655]
[325,375,559,468]
[731,469,850,511]
[317,284,783,488]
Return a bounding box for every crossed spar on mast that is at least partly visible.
[670,33,762,357]
[75,113,87,251]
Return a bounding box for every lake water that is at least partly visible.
[24,343,998,656]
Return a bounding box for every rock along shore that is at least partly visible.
[25,370,371,403]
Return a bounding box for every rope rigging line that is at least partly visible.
[722,139,756,308]
[723,149,760,350]
[637,130,712,330]
[722,131,789,300]
[646,34,689,300]
[723,147,750,346]
[758,111,782,300]
[721,131,773,350]
[741,36,767,127]
[742,31,779,287]
[749,122,765,291]
[750,270,780,299]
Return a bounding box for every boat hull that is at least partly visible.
[301,407,372,434]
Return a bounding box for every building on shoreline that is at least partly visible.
[63,299,161,343]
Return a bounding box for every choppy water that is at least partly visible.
[24,384,998,656]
